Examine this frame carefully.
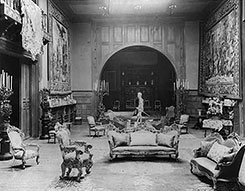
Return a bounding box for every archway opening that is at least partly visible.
[101,45,176,115]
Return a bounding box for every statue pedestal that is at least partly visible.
[0,123,13,161]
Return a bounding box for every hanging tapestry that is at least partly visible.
[49,16,70,93]
[21,0,43,61]
[199,0,240,99]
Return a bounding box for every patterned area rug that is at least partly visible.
[46,135,241,191]
[46,156,218,191]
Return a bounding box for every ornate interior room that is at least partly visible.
[0,0,245,191]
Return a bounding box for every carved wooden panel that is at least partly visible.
[167,25,175,43]
[127,25,136,42]
[153,26,162,42]
[167,44,175,62]
[114,26,123,43]
[101,26,110,43]
[101,44,110,60]
[20,63,31,137]
[140,26,149,42]
[153,43,162,51]
[114,44,122,50]
[162,26,165,48]
[73,91,93,120]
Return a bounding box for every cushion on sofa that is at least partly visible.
[110,131,130,147]
[156,131,177,147]
[207,142,232,163]
[204,132,224,144]
[198,140,217,157]
[130,130,157,146]
[222,138,240,153]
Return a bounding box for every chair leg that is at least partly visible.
[89,129,91,137]
[60,162,66,179]
[36,155,40,165]
[22,159,26,169]
[11,157,16,167]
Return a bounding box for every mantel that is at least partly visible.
[48,103,76,109]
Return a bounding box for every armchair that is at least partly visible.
[112,100,120,111]
[56,124,93,182]
[7,125,40,169]
[165,106,175,125]
[154,100,161,111]
[176,114,189,134]
[87,115,106,137]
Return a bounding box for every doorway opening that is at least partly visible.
[101,46,176,114]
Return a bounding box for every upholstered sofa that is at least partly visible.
[190,132,245,189]
[107,124,180,160]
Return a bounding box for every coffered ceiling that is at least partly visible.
[52,0,224,22]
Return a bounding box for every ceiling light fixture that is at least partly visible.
[168,4,177,15]
[134,4,142,10]
[99,0,110,16]
[99,6,109,16]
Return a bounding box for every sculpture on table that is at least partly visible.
[136,92,144,124]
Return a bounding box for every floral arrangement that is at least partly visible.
[206,97,223,116]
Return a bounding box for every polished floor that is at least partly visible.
[0,122,243,191]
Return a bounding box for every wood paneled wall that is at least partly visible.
[92,21,185,85]
[73,91,95,120]
[87,20,186,115]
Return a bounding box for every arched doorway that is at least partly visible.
[100,45,176,114]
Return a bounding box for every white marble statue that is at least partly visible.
[136,92,144,124]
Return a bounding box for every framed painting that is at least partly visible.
[199,0,241,99]
[48,1,71,94]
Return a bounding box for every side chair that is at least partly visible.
[165,106,175,125]
[176,114,190,134]
[7,125,40,169]
[87,115,107,137]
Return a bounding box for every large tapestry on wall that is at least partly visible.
[48,1,71,94]
[199,0,240,99]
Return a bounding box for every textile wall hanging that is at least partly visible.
[48,1,71,94]
[21,0,43,61]
[199,0,241,99]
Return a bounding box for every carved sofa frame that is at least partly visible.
[190,138,245,189]
[107,124,180,160]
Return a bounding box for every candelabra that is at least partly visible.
[175,79,189,119]
[40,88,53,139]
[95,80,109,120]
[0,86,13,160]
